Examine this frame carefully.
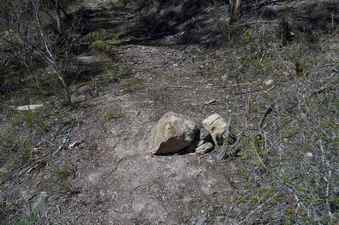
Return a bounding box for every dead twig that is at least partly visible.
[259,103,275,130]
[238,193,279,225]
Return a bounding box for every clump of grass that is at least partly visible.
[91,40,111,52]
[121,78,145,93]
[86,30,107,43]
[103,110,124,122]
[22,139,33,162]
[90,32,122,53]
[56,162,73,181]
[55,162,76,194]
[8,109,49,134]
[222,21,339,224]
[31,70,61,98]
[0,124,35,175]
[237,134,268,170]
[107,32,122,45]
[0,198,40,225]
[99,64,131,83]
[12,212,39,225]
[110,0,129,8]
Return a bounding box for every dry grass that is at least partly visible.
[219,23,339,224]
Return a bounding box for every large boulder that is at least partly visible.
[150,112,199,155]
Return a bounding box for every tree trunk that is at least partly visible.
[54,69,72,105]
[229,0,241,24]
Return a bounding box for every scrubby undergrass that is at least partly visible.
[0,103,78,224]
[0,12,338,225]
[221,24,338,224]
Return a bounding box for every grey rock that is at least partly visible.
[192,215,207,225]
[150,112,199,155]
[208,146,227,161]
[204,99,216,105]
[195,142,214,154]
[199,127,212,142]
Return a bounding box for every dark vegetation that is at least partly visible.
[0,0,338,224]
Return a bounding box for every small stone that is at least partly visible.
[197,140,205,146]
[192,215,207,225]
[71,94,87,103]
[264,79,274,86]
[202,113,229,146]
[69,141,82,149]
[204,99,216,105]
[305,152,313,158]
[195,142,214,154]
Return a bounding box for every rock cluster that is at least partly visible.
[150,112,231,156]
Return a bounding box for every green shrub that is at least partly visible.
[11,213,38,225]
[91,40,111,52]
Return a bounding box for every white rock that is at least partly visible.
[75,55,109,64]
[305,152,313,158]
[150,112,199,155]
[204,99,216,105]
[264,79,274,86]
[69,141,82,149]
[202,113,228,146]
[14,104,43,111]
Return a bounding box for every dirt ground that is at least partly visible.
[43,45,245,225]
[1,13,338,225]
